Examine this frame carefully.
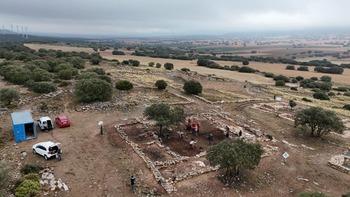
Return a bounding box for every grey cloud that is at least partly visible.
[0,0,350,36]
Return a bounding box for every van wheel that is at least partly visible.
[44,155,48,160]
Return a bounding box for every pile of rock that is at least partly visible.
[175,165,219,182]
[75,102,135,112]
[40,168,69,192]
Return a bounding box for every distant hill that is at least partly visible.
[0,29,16,34]
[0,29,89,43]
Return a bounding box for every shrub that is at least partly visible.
[181,68,190,72]
[25,173,40,182]
[320,75,332,82]
[32,68,52,82]
[230,65,240,71]
[129,59,140,66]
[291,87,298,91]
[121,60,129,65]
[0,88,20,105]
[58,69,74,80]
[264,72,274,78]
[112,50,125,55]
[155,80,167,89]
[183,80,203,95]
[242,60,249,65]
[31,82,57,94]
[313,92,330,100]
[164,63,174,70]
[343,104,350,110]
[98,75,112,83]
[90,56,101,65]
[14,179,40,197]
[156,63,161,68]
[6,67,32,85]
[336,87,348,92]
[238,66,255,73]
[344,92,350,97]
[275,80,286,87]
[296,76,304,81]
[148,62,155,67]
[52,63,74,73]
[115,80,133,90]
[75,78,113,102]
[68,56,85,69]
[302,97,312,102]
[85,67,105,75]
[328,92,336,96]
[20,164,43,175]
[297,66,309,71]
[286,65,295,70]
[310,77,318,81]
[273,75,290,82]
[291,78,298,83]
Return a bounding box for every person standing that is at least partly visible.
[43,121,48,132]
[208,133,213,145]
[130,175,136,192]
[56,148,62,161]
[194,124,199,136]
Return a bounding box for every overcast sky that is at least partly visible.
[0,0,349,37]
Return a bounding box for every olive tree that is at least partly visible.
[144,103,184,137]
[294,107,345,137]
[206,140,263,177]
[0,88,20,105]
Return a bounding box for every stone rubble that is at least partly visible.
[328,154,350,174]
[40,168,69,193]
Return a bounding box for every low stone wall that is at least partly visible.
[328,155,350,174]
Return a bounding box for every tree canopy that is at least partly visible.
[75,78,113,103]
[144,103,184,136]
[206,139,263,176]
[294,107,345,137]
[0,88,20,105]
[183,80,203,95]
[289,100,297,110]
[155,80,167,89]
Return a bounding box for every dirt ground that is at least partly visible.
[1,47,350,197]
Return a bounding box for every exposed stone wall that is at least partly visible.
[328,154,350,174]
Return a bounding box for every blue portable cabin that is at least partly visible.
[11,111,37,142]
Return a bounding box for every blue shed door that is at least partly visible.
[13,124,26,142]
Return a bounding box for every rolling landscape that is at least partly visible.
[0,1,350,197]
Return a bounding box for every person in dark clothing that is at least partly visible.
[225,126,230,138]
[238,130,242,137]
[130,175,136,192]
[56,148,62,161]
[208,133,214,145]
